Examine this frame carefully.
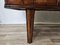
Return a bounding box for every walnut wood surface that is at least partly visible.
[5,0,60,10]
[34,0,57,6]
[26,10,35,43]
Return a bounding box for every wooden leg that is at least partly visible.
[26,9,35,43]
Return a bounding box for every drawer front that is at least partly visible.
[34,0,57,6]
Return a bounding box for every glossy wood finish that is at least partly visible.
[5,0,60,10]
[4,0,60,43]
[26,9,35,43]
[5,0,33,9]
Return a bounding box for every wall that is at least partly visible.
[0,0,26,24]
[0,0,60,24]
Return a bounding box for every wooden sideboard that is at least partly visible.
[5,0,60,43]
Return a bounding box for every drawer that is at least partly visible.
[34,0,57,6]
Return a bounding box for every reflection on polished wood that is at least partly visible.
[5,0,60,43]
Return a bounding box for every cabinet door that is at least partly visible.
[5,0,23,5]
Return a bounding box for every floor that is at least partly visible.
[0,24,60,45]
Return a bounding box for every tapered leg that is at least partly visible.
[26,9,35,43]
